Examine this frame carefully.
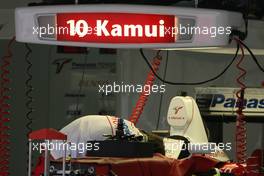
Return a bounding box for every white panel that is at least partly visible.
[195,87,264,116]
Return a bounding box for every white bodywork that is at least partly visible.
[15,4,243,48]
[165,96,229,161]
[167,96,208,143]
[164,96,208,159]
[50,115,143,159]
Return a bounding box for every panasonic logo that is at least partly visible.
[197,94,264,109]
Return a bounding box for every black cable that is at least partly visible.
[140,44,239,85]
[25,43,33,176]
[156,50,169,130]
[25,43,33,135]
[238,40,264,73]
[230,0,249,41]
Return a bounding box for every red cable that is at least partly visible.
[0,36,15,176]
[234,38,247,164]
[129,52,162,125]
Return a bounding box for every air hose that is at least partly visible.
[234,38,247,164]
[0,37,15,176]
[129,51,162,125]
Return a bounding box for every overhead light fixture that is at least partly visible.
[15,4,243,48]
